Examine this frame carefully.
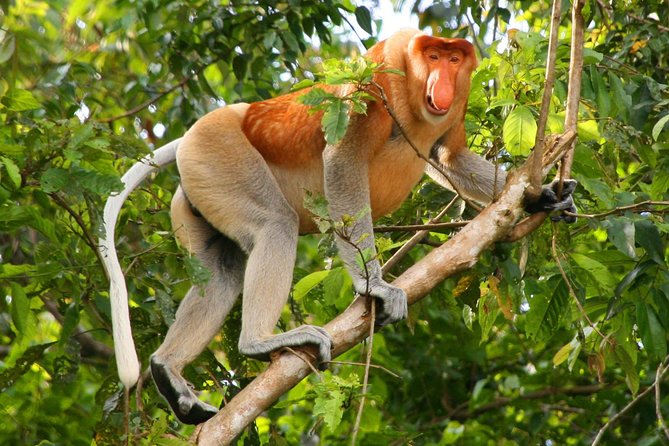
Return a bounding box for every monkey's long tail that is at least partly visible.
[99,139,180,389]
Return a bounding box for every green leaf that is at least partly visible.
[323,267,353,311]
[232,55,248,81]
[40,167,69,193]
[0,143,26,156]
[292,79,315,91]
[604,216,635,258]
[313,388,346,431]
[652,114,669,141]
[1,156,21,188]
[0,343,54,392]
[487,98,517,110]
[576,177,615,208]
[68,123,95,149]
[280,32,300,53]
[570,253,617,291]
[635,219,665,265]
[612,345,639,395]
[553,342,573,367]
[322,100,350,145]
[608,73,632,119]
[10,282,30,334]
[594,70,611,119]
[60,303,80,345]
[477,286,499,343]
[637,303,667,360]
[0,263,36,279]
[524,277,568,340]
[503,105,537,156]
[293,270,330,301]
[354,6,373,34]
[650,171,669,200]
[7,282,38,367]
[300,87,333,107]
[462,304,475,331]
[577,119,600,142]
[0,33,15,64]
[1,88,41,111]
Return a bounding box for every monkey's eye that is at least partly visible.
[428,53,439,61]
[449,55,460,63]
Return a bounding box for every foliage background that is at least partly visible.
[1,0,668,444]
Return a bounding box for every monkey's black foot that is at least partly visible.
[525,179,578,223]
[150,356,218,424]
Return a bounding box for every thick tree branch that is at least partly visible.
[529,0,563,199]
[559,0,586,186]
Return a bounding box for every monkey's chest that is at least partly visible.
[368,143,427,219]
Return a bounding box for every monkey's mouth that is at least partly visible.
[426,94,449,115]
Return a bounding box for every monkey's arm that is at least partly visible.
[323,138,408,327]
[428,145,577,221]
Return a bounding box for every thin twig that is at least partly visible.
[591,355,669,445]
[49,193,103,266]
[566,201,669,219]
[124,385,131,446]
[551,228,606,340]
[375,220,468,234]
[381,195,460,274]
[99,73,195,123]
[449,384,609,419]
[656,359,669,440]
[326,360,401,378]
[350,299,375,446]
[282,347,323,379]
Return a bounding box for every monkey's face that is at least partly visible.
[406,34,477,125]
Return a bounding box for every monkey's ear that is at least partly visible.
[525,179,578,223]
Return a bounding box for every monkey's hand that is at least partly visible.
[354,277,408,327]
[525,179,578,223]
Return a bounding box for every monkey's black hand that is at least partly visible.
[525,179,578,223]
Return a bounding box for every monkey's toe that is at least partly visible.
[151,355,219,425]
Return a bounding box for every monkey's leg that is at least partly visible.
[194,190,332,368]
[175,118,333,371]
[236,213,332,368]
[151,188,245,425]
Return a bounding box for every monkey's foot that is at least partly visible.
[150,356,218,425]
[355,278,408,327]
[239,325,333,370]
[526,179,578,223]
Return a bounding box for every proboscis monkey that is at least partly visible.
[100,28,576,424]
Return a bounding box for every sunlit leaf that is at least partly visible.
[503,105,537,156]
[1,88,40,111]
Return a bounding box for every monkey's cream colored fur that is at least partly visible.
[100,28,575,424]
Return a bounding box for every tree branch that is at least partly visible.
[559,0,586,189]
[448,384,610,420]
[591,355,669,445]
